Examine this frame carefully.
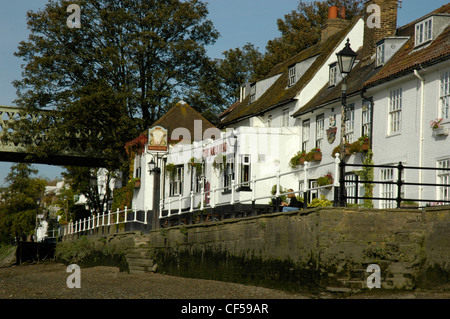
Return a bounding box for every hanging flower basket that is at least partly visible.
[134,179,141,188]
[289,151,306,168]
[305,148,322,162]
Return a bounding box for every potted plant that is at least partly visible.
[212,155,226,172]
[359,135,370,151]
[332,143,350,158]
[309,147,322,161]
[317,173,333,188]
[165,163,177,180]
[189,157,203,176]
[430,118,448,136]
[133,178,141,188]
[289,151,306,168]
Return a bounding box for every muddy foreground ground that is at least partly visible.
[0,262,449,300]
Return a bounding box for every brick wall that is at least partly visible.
[361,0,398,62]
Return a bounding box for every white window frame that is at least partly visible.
[315,114,324,150]
[302,119,310,151]
[415,17,433,47]
[380,168,395,209]
[345,103,355,143]
[288,65,296,87]
[389,88,402,135]
[240,155,251,187]
[249,83,256,104]
[191,164,203,194]
[440,70,450,120]
[170,165,184,197]
[224,159,234,190]
[134,155,142,179]
[329,63,337,86]
[376,42,385,67]
[437,159,450,202]
[362,100,372,137]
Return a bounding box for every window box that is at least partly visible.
[134,179,141,188]
[433,127,448,136]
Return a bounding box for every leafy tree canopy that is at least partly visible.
[13,0,219,170]
[0,164,46,244]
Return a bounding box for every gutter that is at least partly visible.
[413,69,425,203]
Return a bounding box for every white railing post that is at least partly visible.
[124,206,128,223]
[200,185,204,211]
[108,211,111,225]
[116,208,120,224]
[133,207,137,222]
[178,194,182,215]
[211,187,216,209]
[168,199,171,217]
[251,174,256,202]
[304,161,309,195]
[102,212,105,226]
[83,218,86,231]
[334,153,341,187]
[97,214,100,229]
[231,180,235,205]
[276,169,281,197]
[190,191,194,213]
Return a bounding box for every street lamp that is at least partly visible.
[336,38,357,207]
[148,158,156,173]
[148,156,161,230]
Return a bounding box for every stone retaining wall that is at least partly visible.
[58,206,450,293]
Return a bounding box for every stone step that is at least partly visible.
[337,279,366,290]
[128,263,157,274]
[127,257,154,267]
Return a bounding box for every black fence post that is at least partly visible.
[339,160,346,207]
[396,161,404,208]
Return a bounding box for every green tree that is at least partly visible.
[217,43,263,104]
[0,164,46,244]
[255,0,364,78]
[12,0,219,168]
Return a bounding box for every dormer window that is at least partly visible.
[376,41,385,67]
[329,63,337,86]
[249,83,256,104]
[288,65,296,87]
[415,17,433,46]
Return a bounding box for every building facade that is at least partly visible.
[129,1,450,226]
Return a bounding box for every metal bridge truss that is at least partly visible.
[0,105,108,167]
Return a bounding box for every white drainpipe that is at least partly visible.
[414,69,425,202]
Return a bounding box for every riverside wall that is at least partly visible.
[58,206,450,292]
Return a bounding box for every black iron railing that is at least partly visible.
[339,161,450,208]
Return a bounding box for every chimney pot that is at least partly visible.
[339,6,346,19]
[328,6,338,19]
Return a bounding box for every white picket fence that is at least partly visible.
[62,207,147,236]
[62,156,342,235]
[159,156,341,222]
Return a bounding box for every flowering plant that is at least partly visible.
[125,134,148,157]
[430,118,443,129]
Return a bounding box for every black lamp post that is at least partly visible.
[148,156,161,230]
[336,38,357,207]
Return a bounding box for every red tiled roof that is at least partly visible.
[365,5,450,87]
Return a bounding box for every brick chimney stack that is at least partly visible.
[321,6,350,43]
[361,0,399,63]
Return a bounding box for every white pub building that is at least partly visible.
[130,1,450,228]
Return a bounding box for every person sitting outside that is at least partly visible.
[281,189,300,212]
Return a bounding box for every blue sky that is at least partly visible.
[0,0,447,185]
